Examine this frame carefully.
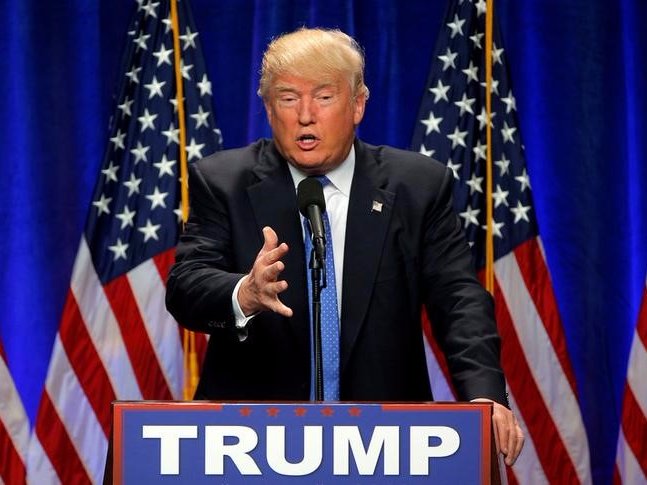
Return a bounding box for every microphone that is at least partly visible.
[297,177,326,262]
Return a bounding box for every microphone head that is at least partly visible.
[297,177,326,217]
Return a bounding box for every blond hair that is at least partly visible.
[258,27,370,101]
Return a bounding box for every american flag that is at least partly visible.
[411,1,592,483]
[614,273,647,484]
[0,339,29,485]
[26,0,220,482]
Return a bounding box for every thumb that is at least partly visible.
[261,226,279,253]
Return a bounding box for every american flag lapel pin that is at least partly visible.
[371,200,383,213]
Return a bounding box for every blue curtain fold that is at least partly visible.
[1,1,645,483]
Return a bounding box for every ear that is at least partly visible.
[353,91,366,125]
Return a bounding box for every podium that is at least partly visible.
[111,401,500,484]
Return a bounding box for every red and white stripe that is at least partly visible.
[423,236,592,484]
[26,238,199,484]
[614,274,647,484]
[0,341,29,485]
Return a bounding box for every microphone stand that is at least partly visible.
[308,245,326,401]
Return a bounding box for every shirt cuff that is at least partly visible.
[232,275,257,339]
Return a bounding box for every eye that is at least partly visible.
[278,95,298,107]
[316,93,335,105]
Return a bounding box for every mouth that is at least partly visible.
[296,134,319,150]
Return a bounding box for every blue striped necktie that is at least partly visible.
[303,176,340,401]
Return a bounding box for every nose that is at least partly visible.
[297,97,316,125]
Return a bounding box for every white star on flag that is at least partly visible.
[455,92,475,115]
[447,159,462,179]
[154,154,176,177]
[162,122,180,145]
[138,219,161,242]
[481,219,504,238]
[501,121,517,144]
[153,44,173,66]
[419,144,434,157]
[447,14,465,38]
[515,168,531,191]
[108,237,129,260]
[476,107,495,129]
[101,161,119,182]
[118,97,134,117]
[125,66,142,84]
[138,108,158,132]
[123,172,142,196]
[144,75,166,99]
[146,187,168,209]
[429,79,450,103]
[447,126,467,148]
[466,172,484,194]
[197,74,212,96]
[133,32,151,51]
[420,111,443,135]
[116,206,136,229]
[180,26,198,50]
[462,60,479,83]
[190,105,210,129]
[459,205,480,228]
[180,61,194,80]
[142,1,160,18]
[110,129,126,150]
[492,184,509,207]
[130,141,150,163]
[510,200,531,223]
[92,194,112,215]
[186,137,205,160]
[438,47,458,71]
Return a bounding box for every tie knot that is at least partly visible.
[313,175,330,187]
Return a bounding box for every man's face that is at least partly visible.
[264,73,366,175]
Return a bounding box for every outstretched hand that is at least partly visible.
[238,226,293,318]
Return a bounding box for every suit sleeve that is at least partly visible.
[165,162,246,333]
[422,167,507,406]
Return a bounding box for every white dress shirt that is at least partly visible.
[287,146,354,313]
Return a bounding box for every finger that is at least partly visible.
[263,288,293,317]
[263,242,289,266]
[494,411,511,456]
[504,419,517,464]
[508,425,525,465]
[260,226,279,253]
[272,301,293,318]
[492,415,501,454]
[262,279,288,296]
[262,260,286,282]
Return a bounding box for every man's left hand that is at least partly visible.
[471,398,524,466]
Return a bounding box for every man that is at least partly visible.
[166,27,524,465]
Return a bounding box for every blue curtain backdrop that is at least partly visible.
[0,1,645,483]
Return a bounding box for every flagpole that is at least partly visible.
[484,0,495,294]
[170,0,199,400]
[170,0,189,223]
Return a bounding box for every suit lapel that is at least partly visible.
[246,142,309,345]
[340,140,395,373]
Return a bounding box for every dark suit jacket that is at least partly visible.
[166,138,506,405]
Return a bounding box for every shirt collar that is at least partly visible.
[287,144,355,197]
